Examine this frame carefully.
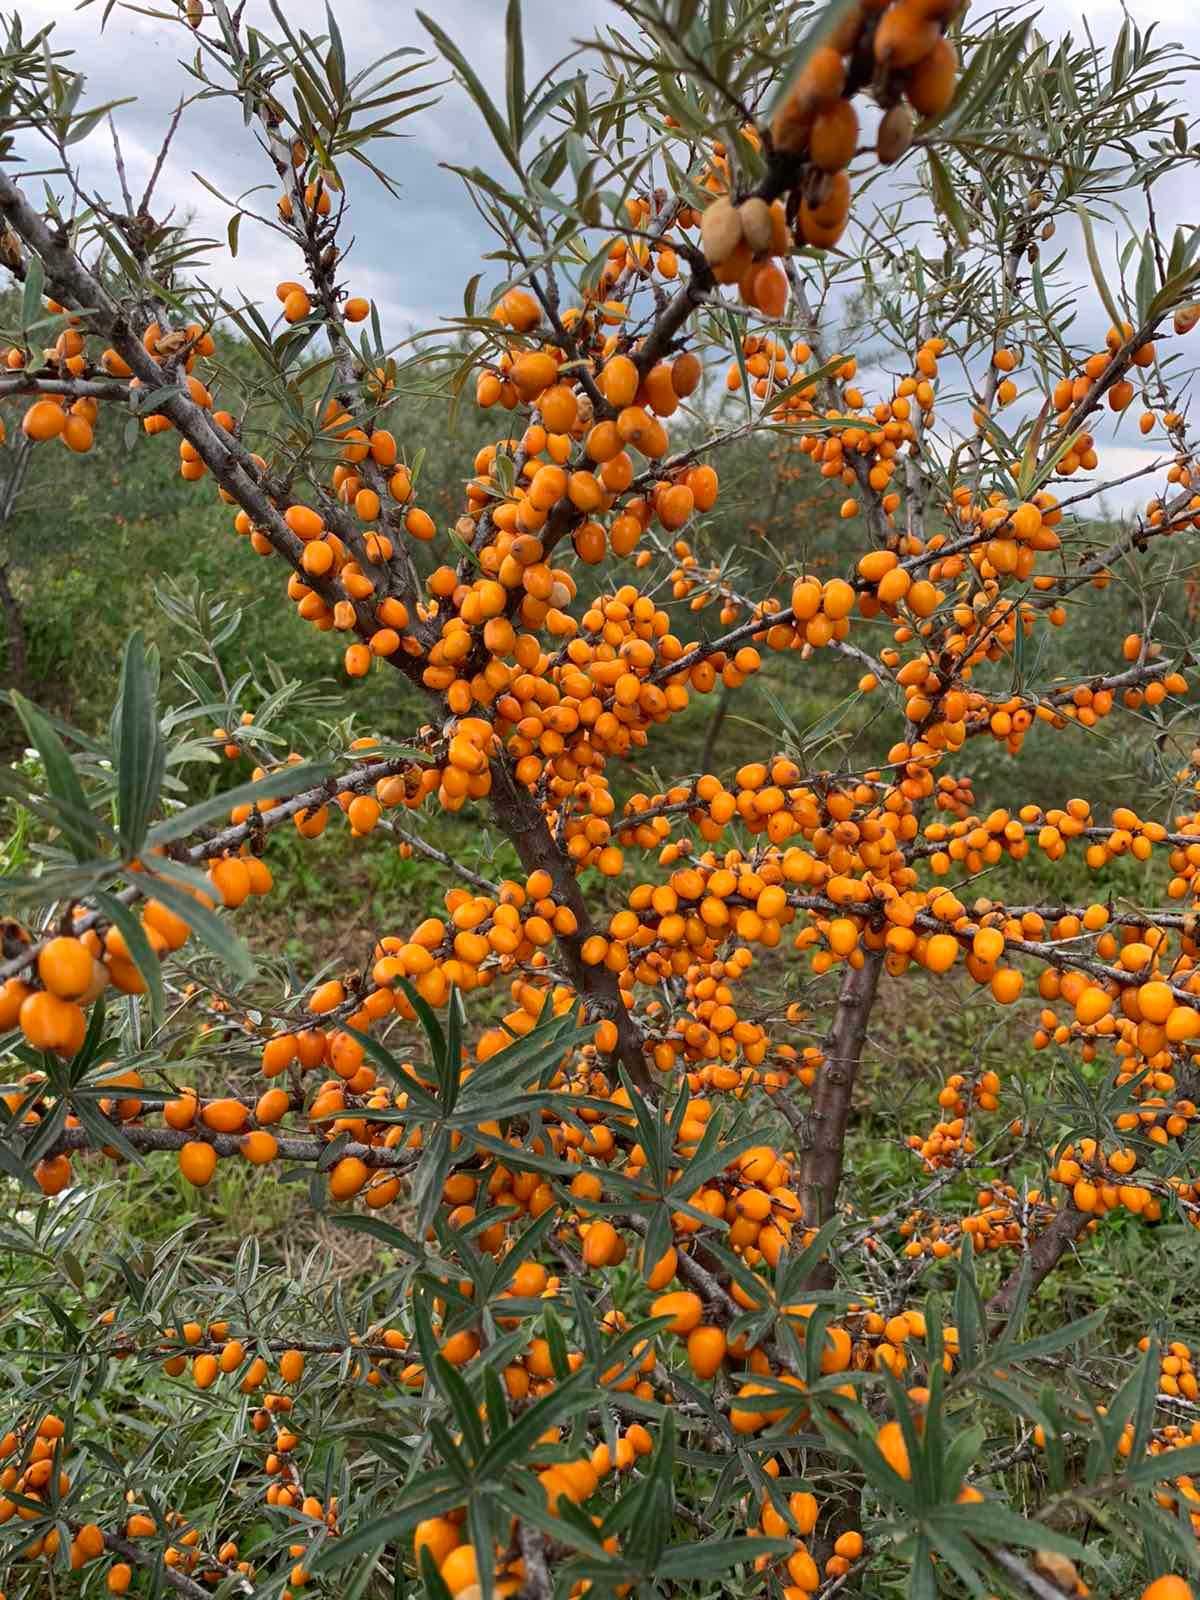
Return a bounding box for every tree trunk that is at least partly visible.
[799,950,883,1232]
[489,761,651,1091]
[986,1204,1090,1322]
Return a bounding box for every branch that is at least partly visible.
[490,765,651,1091]
[139,96,188,217]
[798,951,884,1246]
[51,1121,421,1172]
[990,1546,1082,1600]
[634,263,715,377]
[986,1205,1090,1321]
[377,817,499,895]
[0,374,136,402]
[101,1529,234,1600]
[518,1520,553,1600]
[0,167,416,675]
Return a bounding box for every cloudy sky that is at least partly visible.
[10,0,1197,506]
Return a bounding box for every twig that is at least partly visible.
[986,1206,1090,1321]
[139,97,189,219]
[102,1530,227,1600]
[518,1521,553,1600]
[108,115,134,215]
[991,1546,1080,1600]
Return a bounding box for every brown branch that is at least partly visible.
[376,816,499,895]
[101,1529,231,1600]
[798,950,884,1244]
[139,96,189,218]
[990,1546,1082,1600]
[518,1521,553,1600]
[986,1205,1090,1321]
[634,264,714,378]
[490,766,651,1091]
[699,682,730,772]
[122,1334,411,1363]
[0,167,416,674]
[107,115,134,215]
[51,1121,421,1172]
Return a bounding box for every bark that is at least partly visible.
[633,263,714,377]
[517,1521,553,1600]
[798,950,884,1232]
[986,1204,1090,1322]
[53,1122,420,1170]
[490,764,651,1092]
[101,1530,237,1600]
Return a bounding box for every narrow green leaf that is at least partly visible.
[927,148,970,247]
[1134,235,1158,323]
[655,1537,792,1579]
[936,1502,1088,1561]
[434,1352,485,1462]
[417,12,523,177]
[504,0,525,147]
[1002,1306,1106,1363]
[10,692,101,863]
[766,0,861,119]
[1075,204,1124,333]
[113,631,165,857]
[21,252,44,333]
[324,2,347,97]
[342,1027,442,1117]
[944,19,1030,131]
[726,308,753,415]
[1125,1442,1200,1484]
[146,759,331,846]
[416,1536,457,1598]
[94,893,163,1032]
[476,1365,594,1480]
[396,976,447,1069]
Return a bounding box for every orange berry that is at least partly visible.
[686,1325,727,1378]
[1142,1582,1194,1600]
[240,1130,279,1164]
[279,1349,305,1383]
[179,1141,218,1187]
[36,936,94,998]
[875,1419,911,1479]
[19,990,86,1055]
[650,1290,702,1335]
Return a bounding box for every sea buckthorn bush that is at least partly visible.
[3,1,1200,1597]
